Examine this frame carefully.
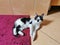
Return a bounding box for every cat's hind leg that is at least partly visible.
[18,31,24,36]
[13,28,18,37]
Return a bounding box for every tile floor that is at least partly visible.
[32,12,60,45]
[0,0,60,45]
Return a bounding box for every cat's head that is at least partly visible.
[34,13,44,23]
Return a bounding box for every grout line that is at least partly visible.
[40,30,60,44]
[8,0,14,15]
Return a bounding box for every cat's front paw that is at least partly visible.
[30,31,36,41]
[31,36,35,41]
[30,34,35,41]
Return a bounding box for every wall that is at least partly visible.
[11,0,51,15]
[0,0,51,15]
[51,0,60,6]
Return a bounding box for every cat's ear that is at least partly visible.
[40,13,44,21]
[34,13,38,17]
[41,13,44,17]
[34,13,38,20]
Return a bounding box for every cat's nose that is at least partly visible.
[37,20,39,22]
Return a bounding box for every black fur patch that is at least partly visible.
[16,25,21,35]
[16,25,21,28]
[35,15,43,21]
[40,16,43,21]
[13,25,21,37]
[21,18,31,24]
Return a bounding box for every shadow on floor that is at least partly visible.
[40,19,53,28]
[34,19,53,41]
[48,6,60,15]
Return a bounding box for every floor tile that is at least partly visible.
[32,12,60,45]
[32,29,60,45]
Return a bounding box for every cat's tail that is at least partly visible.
[13,27,18,36]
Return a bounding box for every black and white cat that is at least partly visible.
[13,13,44,41]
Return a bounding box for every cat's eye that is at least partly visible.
[37,20,39,22]
[30,21,32,24]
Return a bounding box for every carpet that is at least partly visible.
[0,15,31,45]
